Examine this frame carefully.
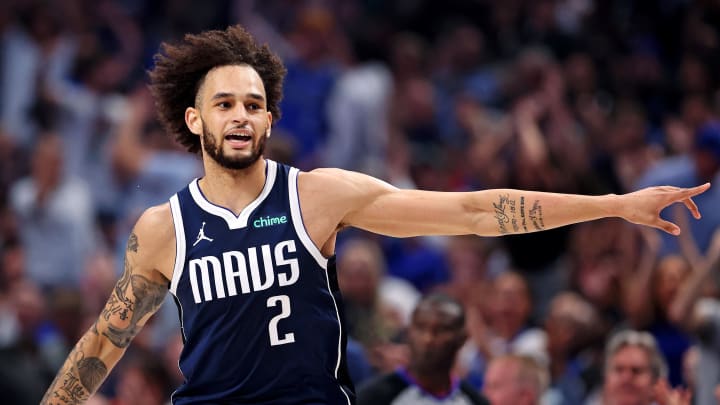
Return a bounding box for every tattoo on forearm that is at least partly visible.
[41,328,108,405]
[494,194,521,234]
[508,198,519,232]
[102,233,167,348]
[77,357,107,392]
[519,197,528,232]
[493,194,511,234]
[528,200,545,231]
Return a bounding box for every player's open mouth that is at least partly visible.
[225,133,252,147]
[225,133,252,141]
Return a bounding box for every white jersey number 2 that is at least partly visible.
[267,295,295,346]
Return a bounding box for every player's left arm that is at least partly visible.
[312,168,710,238]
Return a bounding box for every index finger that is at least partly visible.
[682,182,711,198]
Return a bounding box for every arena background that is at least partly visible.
[1,0,719,403]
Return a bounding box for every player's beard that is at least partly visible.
[201,122,266,170]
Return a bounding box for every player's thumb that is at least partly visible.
[656,219,681,236]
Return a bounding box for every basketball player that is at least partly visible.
[41,25,710,405]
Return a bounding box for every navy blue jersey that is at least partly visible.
[167,160,354,404]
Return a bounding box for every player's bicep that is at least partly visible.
[346,189,477,237]
[328,169,474,237]
[97,231,169,349]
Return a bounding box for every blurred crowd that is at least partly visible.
[1,0,720,404]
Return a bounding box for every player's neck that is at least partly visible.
[405,366,453,397]
[198,157,267,215]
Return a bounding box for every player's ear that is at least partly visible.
[186,107,202,136]
[266,112,272,138]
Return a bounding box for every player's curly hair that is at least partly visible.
[149,25,286,154]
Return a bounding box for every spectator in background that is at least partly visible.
[0,0,75,148]
[42,0,143,219]
[322,36,393,179]
[459,271,547,389]
[337,237,419,375]
[275,5,344,168]
[106,349,172,405]
[0,281,56,405]
[482,354,548,405]
[569,219,630,325]
[622,226,694,387]
[8,133,96,289]
[588,330,669,405]
[357,293,488,405]
[543,292,604,405]
[666,226,720,405]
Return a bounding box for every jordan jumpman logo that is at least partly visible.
[193,222,214,246]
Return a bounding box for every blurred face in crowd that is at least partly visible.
[116,364,165,405]
[488,272,531,338]
[694,148,720,182]
[407,300,466,373]
[603,346,656,405]
[483,357,538,405]
[31,134,64,190]
[186,64,272,170]
[653,255,688,314]
[337,241,382,308]
[544,292,594,357]
[576,253,620,310]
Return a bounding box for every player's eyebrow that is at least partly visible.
[210,92,265,102]
[210,92,235,100]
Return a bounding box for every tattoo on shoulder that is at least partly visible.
[127,232,139,253]
[494,194,520,234]
[528,199,545,231]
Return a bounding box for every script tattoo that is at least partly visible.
[40,328,108,405]
[519,196,528,232]
[493,194,521,234]
[528,200,545,231]
[508,197,519,232]
[493,194,511,234]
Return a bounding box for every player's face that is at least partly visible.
[603,346,656,405]
[407,303,465,372]
[188,64,272,170]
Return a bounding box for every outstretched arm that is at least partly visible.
[41,206,173,404]
[307,169,710,238]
